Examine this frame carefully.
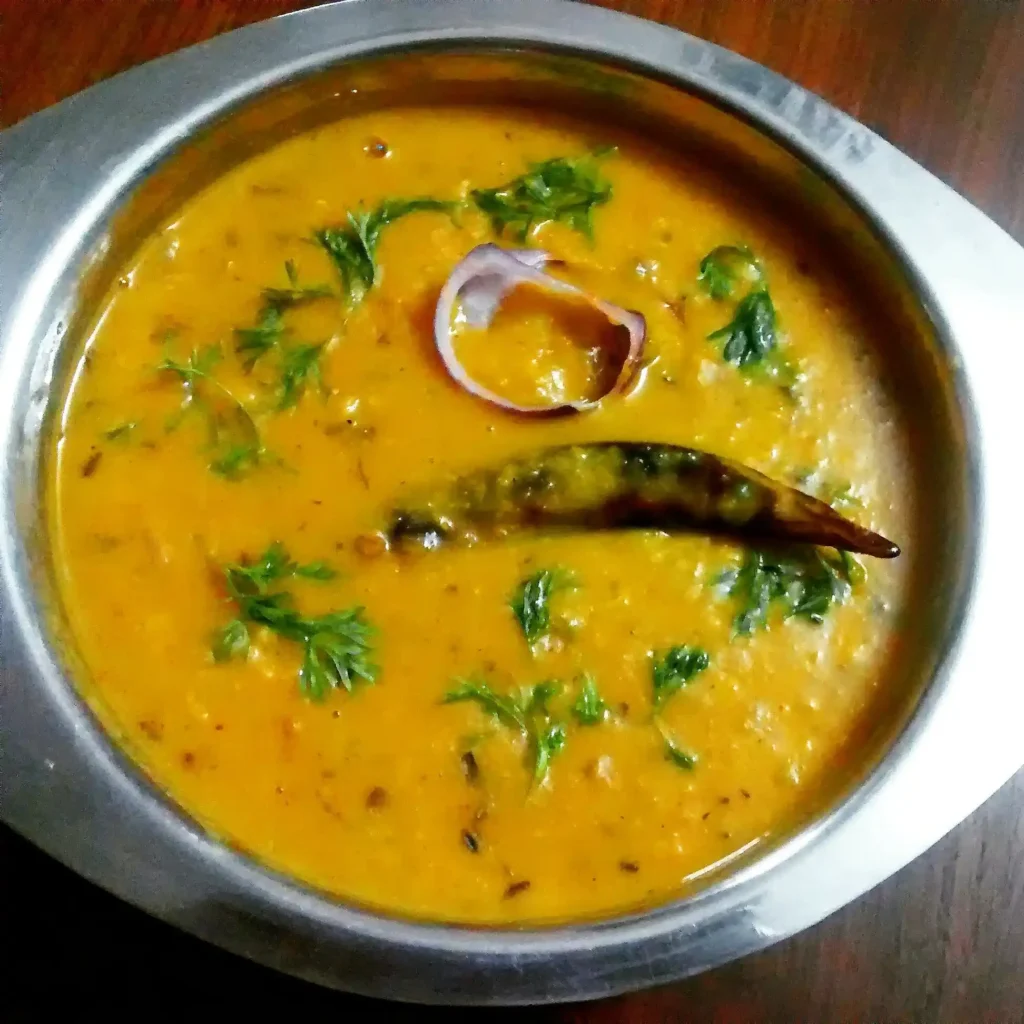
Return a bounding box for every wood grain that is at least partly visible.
[3,1,1024,1019]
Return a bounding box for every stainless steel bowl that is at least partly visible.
[2,0,1022,1005]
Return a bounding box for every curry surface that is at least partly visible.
[51,105,915,924]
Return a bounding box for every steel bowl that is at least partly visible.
[2,0,1022,1005]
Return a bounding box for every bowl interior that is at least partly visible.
[16,47,973,923]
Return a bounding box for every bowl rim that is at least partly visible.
[2,0,1022,1005]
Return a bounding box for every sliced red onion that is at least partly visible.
[434,243,646,413]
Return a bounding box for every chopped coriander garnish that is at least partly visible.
[224,540,336,592]
[260,259,333,307]
[838,549,867,586]
[723,547,862,635]
[443,677,566,785]
[472,154,612,240]
[158,343,222,386]
[663,735,698,770]
[709,289,778,368]
[697,245,762,300]
[651,645,710,709]
[212,618,249,662]
[213,542,372,702]
[793,467,864,512]
[442,677,527,731]
[533,723,567,785]
[826,482,864,511]
[572,673,607,725]
[209,441,262,480]
[233,263,335,409]
[276,342,326,409]
[159,344,264,479]
[235,304,286,370]
[103,420,137,441]
[699,247,798,387]
[315,197,455,306]
[509,567,573,647]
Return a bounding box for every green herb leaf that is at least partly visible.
[708,289,777,367]
[158,343,222,385]
[793,468,864,512]
[235,263,333,375]
[276,342,325,410]
[651,646,710,708]
[532,722,567,784]
[827,482,863,511]
[299,612,378,700]
[663,736,698,770]
[523,679,561,715]
[235,304,286,370]
[226,541,336,593]
[471,154,612,240]
[442,677,568,785]
[260,259,333,307]
[209,442,262,480]
[724,547,861,635]
[212,619,250,662]
[316,197,454,306]
[443,677,528,731]
[509,568,573,646]
[572,673,607,725]
[697,245,761,300]
[294,560,337,581]
[215,544,368,701]
[159,343,264,479]
[103,421,137,442]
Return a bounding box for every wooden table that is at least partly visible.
[3,1,1023,1018]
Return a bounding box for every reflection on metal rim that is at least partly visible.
[1,0,1022,1006]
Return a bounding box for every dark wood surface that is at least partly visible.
[3,1,1023,1019]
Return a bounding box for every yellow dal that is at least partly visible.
[51,106,914,923]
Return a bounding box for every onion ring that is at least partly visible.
[434,243,646,413]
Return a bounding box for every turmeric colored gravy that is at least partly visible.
[51,106,915,924]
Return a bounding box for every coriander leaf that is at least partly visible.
[103,421,137,442]
[276,342,325,409]
[663,736,698,770]
[236,263,332,374]
[209,441,262,480]
[158,343,222,385]
[443,677,527,731]
[294,560,336,581]
[651,645,710,709]
[212,619,249,662]
[234,304,286,369]
[442,677,568,785]
[572,673,607,725]
[215,546,373,703]
[316,197,454,306]
[532,722,567,784]
[261,259,333,307]
[226,542,336,593]
[509,568,572,646]
[300,611,378,700]
[827,482,864,511]
[838,549,866,586]
[697,245,761,300]
[724,547,860,635]
[793,468,864,512]
[706,287,799,388]
[524,679,561,715]
[708,289,777,367]
[472,154,612,240]
[158,343,264,480]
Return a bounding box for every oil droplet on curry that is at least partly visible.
[51,106,915,924]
